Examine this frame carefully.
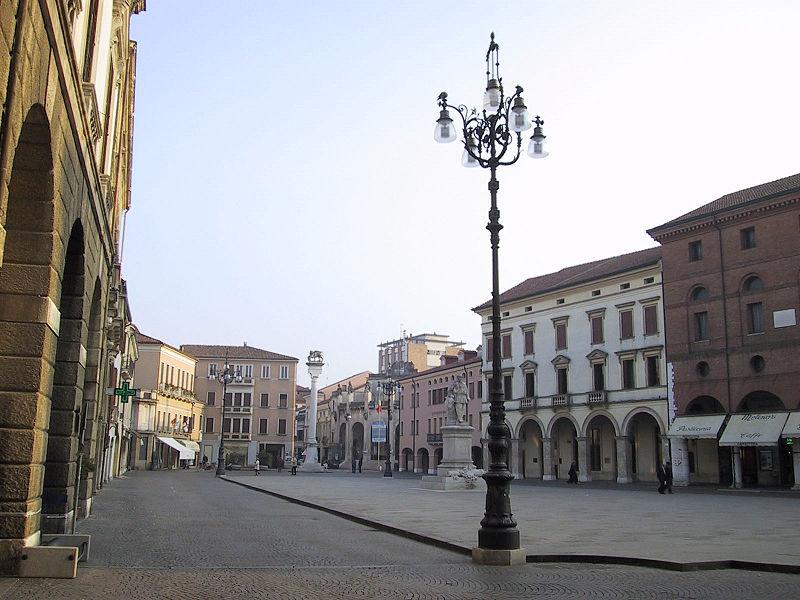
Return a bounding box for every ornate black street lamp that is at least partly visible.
[215,361,234,476]
[435,33,548,558]
[377,378,400,477]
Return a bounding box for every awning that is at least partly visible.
[181,440,200,452]
[781,412,800,438]
[666,414,727,438]
[156,436,195,460]
[718,413,789,446]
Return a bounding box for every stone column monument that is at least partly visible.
[299,350,325,472]
[422,375,485,491]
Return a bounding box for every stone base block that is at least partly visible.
[297,462,326,473]
[421,474,486,491]
[471,546,527,566]
[41,534,90,562]
[16,545,79,578]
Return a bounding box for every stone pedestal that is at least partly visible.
[422,425,485,491]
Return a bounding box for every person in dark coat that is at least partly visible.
[657,462,666,494]
[664,460,673,494]
[567,461,578,484]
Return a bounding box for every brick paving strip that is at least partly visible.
[222,470,800,574]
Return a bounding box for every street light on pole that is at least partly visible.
[435,32,548,563]
[377,377,400,478]
[215,360,234,476]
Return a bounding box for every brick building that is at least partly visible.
[649,173,800,488]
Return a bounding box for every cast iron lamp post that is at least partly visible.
[377,378,400,477]
[435,33,548,559]
[215,361,234,476]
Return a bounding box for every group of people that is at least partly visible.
[253,456,299,475]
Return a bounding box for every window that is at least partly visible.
[689,240,703,262]
[643,304,658,335]
[523,329,534,355]
[590,315,604,344]
[279,393,288,408]
[696,361,710,377]
[744,276,764,292]
[233,392,242,406]
[279,365,289,379]
[741,227,756,250]
[620,310,633,339]
[278,419,287,435]
[486,337,494,359]
[261,365,270,379]
[223,418,231,433]
[643,277,655,284]
[205,417,214,433]
[694,312,709,341]
[691,286,709,301]
[206,391,215,406]
[592,363,605,391]
[260,393,269,407]
[556,367,568,395]
[620,283,631,290]
[646,356,660,386]
[477,380,483,398]
[555,322,567,350]
[747,302,764,334]
[223,392,232,406]
[591,289,601,297]
[622,359,635,389]
[525,372,535,397]
[503,375,513,401]
[208,363,218,377]
[502,333,512,359]
[243,392,251,407]
[556,298,565,305]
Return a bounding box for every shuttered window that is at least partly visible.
[644,305,658,335]
[620,310,633,339]
[524,329,534,354]
[555,323,567,350]
[591,315,604,344]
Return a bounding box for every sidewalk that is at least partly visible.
[221,469,800,572]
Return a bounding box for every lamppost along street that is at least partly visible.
[215,361,234,476]
[435,33,548,563]
[377,378,400,477]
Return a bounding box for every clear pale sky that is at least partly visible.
[125,1,800,388]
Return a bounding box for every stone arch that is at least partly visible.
[687,395,725,414]
[417,447,429,473]
[401,447,413,472]
[517,417,544,479]
[737,390,785,413]
[584,411,619,481]
[42,221,86,533]
[622,410,664,483]
[548,415,579,480]
[581,409,620,437]
[620,407,667,436]
[0,105,58,542]
[351,422,364,464]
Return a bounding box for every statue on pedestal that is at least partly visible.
[445,375,470,425]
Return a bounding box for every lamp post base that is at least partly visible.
[471,546,527,566]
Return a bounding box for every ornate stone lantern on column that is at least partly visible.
[299,350,325,472]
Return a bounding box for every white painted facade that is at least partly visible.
[476,250,671,483]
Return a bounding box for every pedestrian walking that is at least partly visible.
[567,461,578,484]
[656,462,666,494]
[254,458,260,476]
[351,459,356,473]
[291,455,298,475]
[664,460,673,494]
[201,455,208,470]
[358,458,362,473]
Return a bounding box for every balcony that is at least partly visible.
[226,406,253,414]
[160,383,197,402]
[223,432,251,441]
[231,376,254,385]
[519,397,537,410]
[427,433,442,445]
[588,391,606,404]
[551,394,571,409]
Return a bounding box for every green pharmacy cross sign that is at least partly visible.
[114,381,137,403]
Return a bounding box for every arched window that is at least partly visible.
[743,276,764,292]
[690,286,709,301]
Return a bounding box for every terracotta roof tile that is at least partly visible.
[649,172,800,234]
[179,344,297,362]
[473,246,662,312]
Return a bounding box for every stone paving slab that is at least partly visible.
[223,470,800,570]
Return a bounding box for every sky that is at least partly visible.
[124,1,800,388]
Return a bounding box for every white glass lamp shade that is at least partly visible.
[461,140,479,168]
[527,125,549,159]
[434,109,458,143]
[509,97,531,133]
[483,79,501,111]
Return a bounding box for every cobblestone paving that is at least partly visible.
[0,471,797,599]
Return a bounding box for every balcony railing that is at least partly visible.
[519,396,537,410]
[588,391,606,404]
[427,433,442,445]
[223,432,251,441]
[160,383,197,402]
[227,406,253,414]
[551,394,570,408]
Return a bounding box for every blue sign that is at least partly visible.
[371,421,387,443]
